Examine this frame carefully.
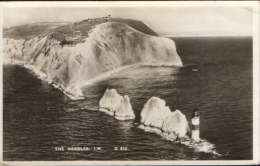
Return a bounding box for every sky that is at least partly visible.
[3,6,253,36]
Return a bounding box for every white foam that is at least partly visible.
[139,97,221,156]
[23,64,85,100]
[138,124,221,156]
[79,64,139,88]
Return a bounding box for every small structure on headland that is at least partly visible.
[77,15,112,24]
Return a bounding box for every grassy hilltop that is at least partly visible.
[3,17,157,41]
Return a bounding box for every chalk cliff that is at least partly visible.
[139,97,190,140]
[3,19,182,99]
[99,88,135,120]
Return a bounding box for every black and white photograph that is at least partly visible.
[1,1,259,164]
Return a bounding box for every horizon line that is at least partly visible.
[162,34,252,38]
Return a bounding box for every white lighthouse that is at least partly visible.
[191,109,200,142]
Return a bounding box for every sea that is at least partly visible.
[3,37,252,160]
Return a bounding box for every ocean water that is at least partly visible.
[3,37,252,160]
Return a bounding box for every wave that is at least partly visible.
[141,63,183,68]
[138,124,221,156]
[79,64,140,88]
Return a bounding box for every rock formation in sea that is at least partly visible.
[3,18,182,99]
[99,88,135,120]
[139,97,190,140]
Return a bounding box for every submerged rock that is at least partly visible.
[139,97,189,140]
[99,88,135,120]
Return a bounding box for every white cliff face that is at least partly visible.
[139,97,189,140]
[3,22,182,100]
[99,89,135,120]
[140,97,172,128]
[161,110,190,138]
[3,38,25,64]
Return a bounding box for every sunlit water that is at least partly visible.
[3,37,252,160]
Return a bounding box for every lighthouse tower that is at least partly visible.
[191,109,200,142]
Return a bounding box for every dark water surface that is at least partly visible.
[3,37,252,160]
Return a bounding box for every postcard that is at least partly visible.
[0,1,259,165]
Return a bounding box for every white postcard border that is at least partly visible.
[0,1,259,165]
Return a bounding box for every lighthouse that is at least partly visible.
[191,109,200,142]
